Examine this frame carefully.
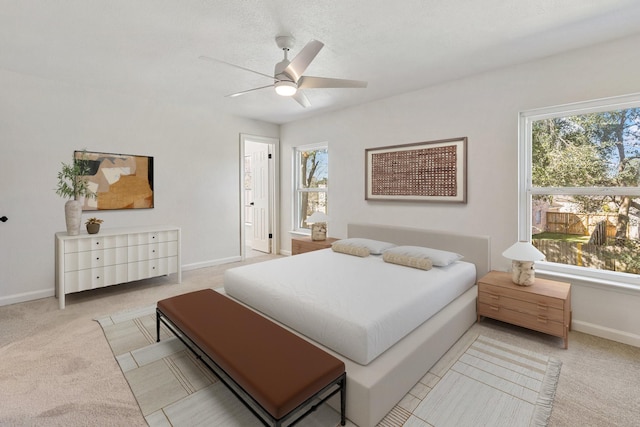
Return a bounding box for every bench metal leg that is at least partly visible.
[156,310,161,342]
[340,374,346,426]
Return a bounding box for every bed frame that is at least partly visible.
[222,223,490,427]
[329,223,491,426]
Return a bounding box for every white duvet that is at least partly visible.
[223,249,476,365]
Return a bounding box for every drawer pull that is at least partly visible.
[489,305,500,311]
[537,316,548,324]
[537,303,548,311]
[487,293,499,300]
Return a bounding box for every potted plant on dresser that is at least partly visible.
[85,217,103,234]
[55,151,96,235]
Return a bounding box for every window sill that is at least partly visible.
[536,267,640,296]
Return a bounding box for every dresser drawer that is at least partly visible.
[478,282,565,310]
[128,256,178,281]
[128,241,178,262]
[64,247,128,271]
[478,291,565,322]
[478,302,565,336]
[64,235,128,253]
[64,265,128,293]
[128,230,178,245]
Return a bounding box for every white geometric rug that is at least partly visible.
[96,305,561,427]
[401,335,562,427]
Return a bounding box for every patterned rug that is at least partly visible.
[96,305,561,427]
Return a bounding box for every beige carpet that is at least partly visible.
[1,255,640,426]
[96,304,560,427]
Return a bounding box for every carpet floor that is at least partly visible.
[96,304,561,426]
[1,257,639,426]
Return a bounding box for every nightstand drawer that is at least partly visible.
[477,271,571,349]
[478,302,565,336]
[478,282,565,310]
[478,292,565,322]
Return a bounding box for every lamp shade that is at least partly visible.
[306,211,330,224]
[502,241,545,261]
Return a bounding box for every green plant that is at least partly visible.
[55,151,96,200]
[85,217,103,225]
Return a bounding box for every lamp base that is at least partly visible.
[311,223,327,241]
[511,260,535,286]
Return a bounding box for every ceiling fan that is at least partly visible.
[200,35,367,107]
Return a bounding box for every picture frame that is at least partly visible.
[365,137,467,203]
[75,150,154,210]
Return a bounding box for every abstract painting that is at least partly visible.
[75,150,154,210]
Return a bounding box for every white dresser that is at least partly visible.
[55,225,181,309]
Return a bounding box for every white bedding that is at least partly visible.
[224,249,476,365]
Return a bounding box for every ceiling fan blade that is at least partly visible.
[292,90,311,108]
[226,84,274,98]
[298,76,368,89]
[284,40,324,82]
[199,55,276,80]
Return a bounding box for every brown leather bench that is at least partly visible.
[156,289,346,426]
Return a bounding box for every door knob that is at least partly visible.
[0,216,7,222]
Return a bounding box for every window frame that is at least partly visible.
[518,93,640,288]
[292,142,328,234]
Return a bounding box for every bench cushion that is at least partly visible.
[157,289,345,419]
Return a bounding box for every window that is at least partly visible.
[520,94,640,286]
[293,144,328,232]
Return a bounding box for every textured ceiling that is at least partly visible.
[2,0,640,124]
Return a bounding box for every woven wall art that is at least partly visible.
[365,137,467,202]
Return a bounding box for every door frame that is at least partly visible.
[240,134,279,259]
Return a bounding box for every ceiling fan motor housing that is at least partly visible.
[275,35,295,51]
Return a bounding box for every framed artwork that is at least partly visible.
[365,137,467,203]
[75,150,154,210]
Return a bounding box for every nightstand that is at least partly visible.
[477,271,571,348]
[291,236,338,255]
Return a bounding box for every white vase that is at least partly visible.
[64,199,83,236]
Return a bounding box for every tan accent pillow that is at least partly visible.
[332,238,396,254]
[383,246,462,267]
[332,243,370,257]
[382,251,433,270]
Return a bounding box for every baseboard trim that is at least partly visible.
[572,320,640,348]
[182,256,242,271]
[0,289,54,307]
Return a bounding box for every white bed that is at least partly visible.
[225,249,477,365]
[222,223,490,427]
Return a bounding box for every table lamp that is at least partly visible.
[502,241,545,286]
[306,211,330,241]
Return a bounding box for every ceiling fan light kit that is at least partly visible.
[201,34,367,107]
[274,80,297,96]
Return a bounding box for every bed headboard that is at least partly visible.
[347,223,491,279]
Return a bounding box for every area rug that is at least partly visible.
[96,305,561,427]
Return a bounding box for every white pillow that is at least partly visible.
[332,238,396,255]
[332,243,370,257]
[383,245,463,267]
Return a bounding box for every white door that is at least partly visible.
[251,144,271,253]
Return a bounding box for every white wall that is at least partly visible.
[279,34,640,347]
[0,69,278,306]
